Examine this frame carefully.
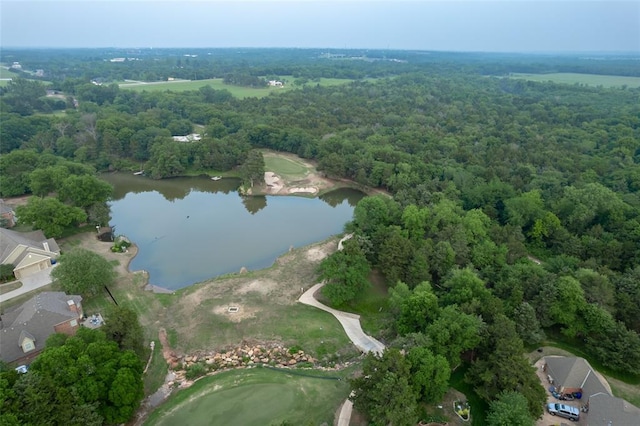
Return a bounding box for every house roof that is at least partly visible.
[544,356,610,397]
[545,356,640,425]
[0,292,82,363]
[18,330,35,345]
[588,392,640,426]
[0,228,57,264]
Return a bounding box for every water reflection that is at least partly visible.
[320,188,365,208]
[241,195,268,215]
[102,173,240,202]
[101,173,366,289]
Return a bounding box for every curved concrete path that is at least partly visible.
[298,234,386,426]
[299,283,385,355]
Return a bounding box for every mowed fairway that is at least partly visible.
[509,72,640,88]
[144,367,349,426]
[119,76,356,98]
[264,153,309,180]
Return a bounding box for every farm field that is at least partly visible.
[118,76,356,98]
[0,65,20,86]
[509,72,640,88]
[144,367,349,426]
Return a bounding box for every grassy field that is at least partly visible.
[509,72,640,88]
[0,66,19,87]
[118,76,356,98]
[264,153,309,179]
[163,237,358,361]
[144,367,349,426]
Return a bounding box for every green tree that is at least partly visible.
[426,305,483,368]
[58,174,113,210]
[29,166,68,197]
[486,391,535,426]
[26,327,143,425]
[513,302,545,345]
[319,239,371,305]
[406,346,450,403]
[466,315,546,419]
[240,149,265,188]
[15,197,86,238]
[102,305,146,358]
[350,349,419,426]
[393,281,440,335]
[51,248,116,297]
[147,140,186,179]
[0,149,41,197]
[549,275,587,337]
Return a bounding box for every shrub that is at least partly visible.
[185,363,207,380]
[0,264,15,282]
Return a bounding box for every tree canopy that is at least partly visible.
[0,327,143,426]
[51,248,116,297]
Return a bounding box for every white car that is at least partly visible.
[547,403,580,421]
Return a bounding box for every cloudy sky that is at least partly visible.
[1,1,638,52]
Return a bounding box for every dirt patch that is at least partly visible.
[212,304,258,322]
[306,245,333,262]
[236,279,278,296]
[62,231,137,277]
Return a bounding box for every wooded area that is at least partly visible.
[1,48,638,425]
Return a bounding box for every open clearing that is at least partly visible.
[163,237,358,361]
[144,367,349,426]
[118,76,356,98]
[264,154,309,179]
[509,72,640,88]
[0,66,20,86]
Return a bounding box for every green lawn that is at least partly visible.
[0,66,19,86]
[509,73,640,88]
[119,76,356,98]
[264,154,309,179]
[144,367,350,426]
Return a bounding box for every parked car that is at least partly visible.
[547,403,580,421]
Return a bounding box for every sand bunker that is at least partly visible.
[288,187,318,194]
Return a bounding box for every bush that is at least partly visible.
[111,237,131,253]
[185,363,207,380]
[0,264,15,282]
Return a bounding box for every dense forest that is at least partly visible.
[1,49,639,425]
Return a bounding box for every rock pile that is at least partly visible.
[173,344,316,372]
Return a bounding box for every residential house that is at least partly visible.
[0,228,60,280]
[544,356,640,425]
[0,292,83,364]
[268,80,283,87]
[0,200,16,228]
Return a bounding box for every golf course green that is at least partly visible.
[144,367,350,425]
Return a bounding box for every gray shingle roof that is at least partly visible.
[0,228,51,264]
[588,392,640,426]
[544,356,640,425]
[0,292,82,363]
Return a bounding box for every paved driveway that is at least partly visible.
[0,265,56,303]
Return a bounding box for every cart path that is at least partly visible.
[298,234,385,426]
[299,283,385,355]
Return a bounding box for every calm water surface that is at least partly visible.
[101,173,363,290]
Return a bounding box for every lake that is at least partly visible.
[101,173,364,290]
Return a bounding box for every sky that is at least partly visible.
[1,1,639,52]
